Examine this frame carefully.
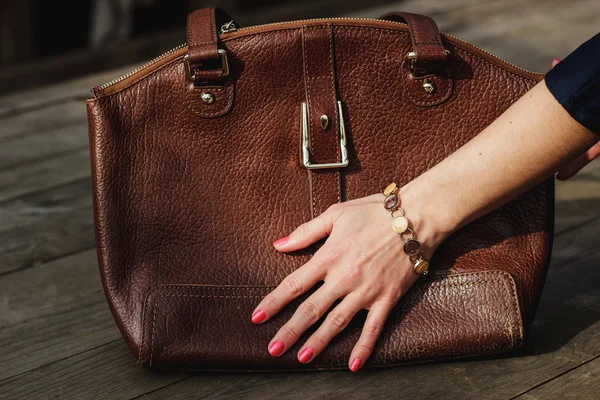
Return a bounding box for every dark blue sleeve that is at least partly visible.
[544,32,600,135]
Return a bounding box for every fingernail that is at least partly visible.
[350,357,363,372]
[273,236,289,246]
[268,340,285,357]
[553,58,561,64]
[298,347,314,363]
[251,309,266,324]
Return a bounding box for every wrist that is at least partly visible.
[397,179,457,255]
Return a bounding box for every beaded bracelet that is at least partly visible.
[382,183,430,276]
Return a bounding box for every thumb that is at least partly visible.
[272,203,344,252]
[552,58,561,68]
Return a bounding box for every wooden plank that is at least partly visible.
[0,178,91,234]
[0,100,86,142]
[0,64,133,117]
[0,341,189,400]
[0,248,99,329]
[0,29,184,97]
[0,216,597,398]
[555,185,600,234]
[0,148,90,203]
[0,122,88,170]
[516,356,600,399]
[0,206,95,275]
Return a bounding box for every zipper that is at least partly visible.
[96,43,187,91]
[96,17,541,94]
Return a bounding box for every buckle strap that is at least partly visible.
[301,24,343,218]
[186,7,235,82]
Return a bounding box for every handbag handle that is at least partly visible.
[186,7,237,82]
[378,12,448,66]
[185,8,448,81]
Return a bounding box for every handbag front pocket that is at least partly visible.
[139,270,524,371]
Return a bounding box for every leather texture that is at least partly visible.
[86,7,553,372]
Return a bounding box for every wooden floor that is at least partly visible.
[0,1,599,399]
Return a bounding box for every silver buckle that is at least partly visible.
[183,49,230,81]
[301,101,349,169]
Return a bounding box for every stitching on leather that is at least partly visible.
[327,26,341,205]
[185,81,234,117]
[147,277,513,368]
[145,271,522,368]
[301,27,317,219]
[210,9,216,45]
[414,40,442,45]
[191,87,224,92]
[405,73,452,106]
[188,9,217,47]
[187,15,196,46]
[427,17,443,46]
[138,293,151,365]
[405,17,418,45]
[149,297,160,367]
[149,293,265,367]
[503,273,524,347]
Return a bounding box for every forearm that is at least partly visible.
[402,80,599,244]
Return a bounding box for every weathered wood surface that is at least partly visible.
[0,0,598,399]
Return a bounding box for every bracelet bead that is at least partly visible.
[403,239,421,256]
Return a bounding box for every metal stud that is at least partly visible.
[319,115,330,130]
[423,81,436,94]
[201,92,215,105]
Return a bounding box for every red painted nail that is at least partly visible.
[268,340,285,357]
[350,357,363,372]
[273,236,290,246]
[298,347,314,363]
[252,309,266,324]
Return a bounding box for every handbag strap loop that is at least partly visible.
[379,12,448,74]
[186,7,236,82]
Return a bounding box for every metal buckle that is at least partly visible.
[301,101,349,169]
[183,49,230,81]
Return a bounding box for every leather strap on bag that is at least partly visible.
[186,7,236,82]
[301,24,342,219]
[379,12,447,75]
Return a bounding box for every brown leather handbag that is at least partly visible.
[86,6,553,371]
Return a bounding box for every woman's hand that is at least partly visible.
[551,58,600,180]
[250,190,448,372]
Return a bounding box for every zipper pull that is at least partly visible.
[220,20,238,34]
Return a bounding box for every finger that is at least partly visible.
[552,58,561,68]
[348,299,394,372]
[556,142,600,180]
[251,247,332,324]
[267,282,345,357]
[296,292,364,364]
[273,203,345,252]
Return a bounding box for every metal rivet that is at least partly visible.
[423,81,436,94]
[201,92,215,105]
[319,115,329,130]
